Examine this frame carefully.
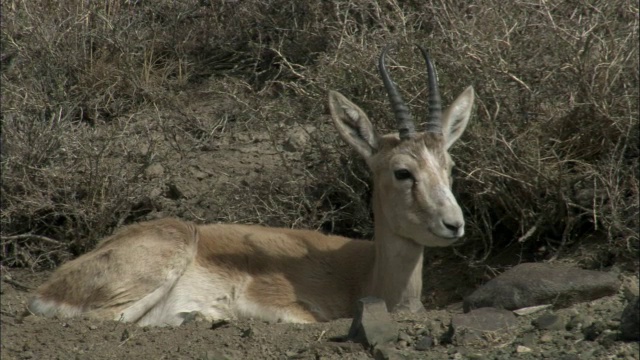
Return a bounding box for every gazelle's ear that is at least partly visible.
[442,86,474,149]
[328,91,379,160]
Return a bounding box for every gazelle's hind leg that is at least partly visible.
[28,219,199,323]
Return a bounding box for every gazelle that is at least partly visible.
[28,46,475,326]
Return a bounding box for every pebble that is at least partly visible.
[397,331,412,344]
[516,345,533,353]
[414,335,434,351]
[533,313,567,331]
[540,333,554,343]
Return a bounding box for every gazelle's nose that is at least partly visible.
[442,220,464,237]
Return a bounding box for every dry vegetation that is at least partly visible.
[1,0,638,272]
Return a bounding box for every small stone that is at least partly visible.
[397,332,412,344]
[540,333,554,343]
[149,187,163,199]
[516,345,533,353]
[240,327,253,338]
[566,314,593,331]
[583,321,605,341]
[521,332,536,347]
[622,277,639,302]
[145,163,164,178]
[348,297,398,347]
[191,168,208,180]
[533,313,566,331]
[619,296,639,341]
[283,127,311,152]
[414,335,434,351]
[373,345,404,360]
[450,307,517,347]
[88,325,98,330]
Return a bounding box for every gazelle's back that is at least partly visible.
[29,218,374,325]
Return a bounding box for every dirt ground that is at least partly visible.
[1,268,638,360]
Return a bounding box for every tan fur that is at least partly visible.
[28,85,475,326]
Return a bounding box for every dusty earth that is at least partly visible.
[1,268,638,360]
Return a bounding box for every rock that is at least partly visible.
[516,345,532,353]
[190,167,208,180]
[348,297,398,347]
[283,126,314,152]
[532,313,567,331]
[449,307,518,347]
[373,345,405,360]
[583,320,605,341]
[145,163,164,178]
[619,296,639,341]
[539,333,553,343]
[521,332,536,347]
[414,335,434,351]
[240,326,254,338]
[397,331,412,344]
[464,263,620,312]
[622,277,639,302]
[566,314,594,331]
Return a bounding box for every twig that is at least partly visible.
[517,225,538,243]
[0,310,15,317]
[2,234,63,246]
[2,276,33,291]
[518,218,543,243]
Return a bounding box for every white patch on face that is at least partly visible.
[421,149,447,185]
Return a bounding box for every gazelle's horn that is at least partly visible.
[417,45,443,134]
[379,45,415,140]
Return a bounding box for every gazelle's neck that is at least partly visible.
[367,197,425,313]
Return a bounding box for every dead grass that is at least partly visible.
[1,0,638,270]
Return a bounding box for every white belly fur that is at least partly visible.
[131,265,311,326]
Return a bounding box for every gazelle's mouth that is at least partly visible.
[430,227,464,241]
[414,228,464,247]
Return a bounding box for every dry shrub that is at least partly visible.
[1,0,637,270]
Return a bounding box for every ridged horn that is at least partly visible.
[379,45,415,140]
[417,45,443,134]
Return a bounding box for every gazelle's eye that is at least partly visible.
[394,169,413,181]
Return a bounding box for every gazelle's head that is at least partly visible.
[329,45,474,247]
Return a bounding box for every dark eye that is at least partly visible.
[394,169,413,181]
